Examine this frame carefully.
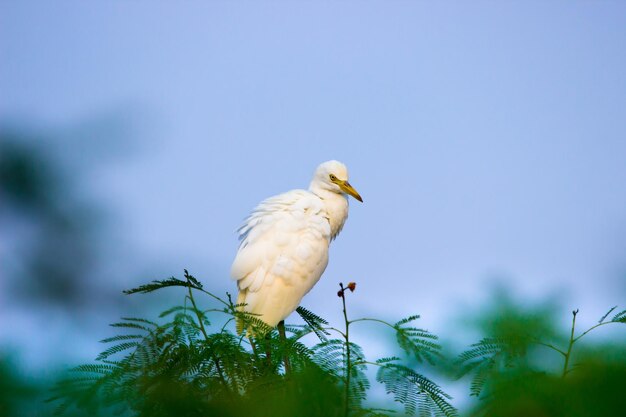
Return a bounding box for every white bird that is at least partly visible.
[230,160,363,329]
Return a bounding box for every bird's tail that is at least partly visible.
[234,290,273,337]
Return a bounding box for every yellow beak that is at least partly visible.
[338,180,363,203]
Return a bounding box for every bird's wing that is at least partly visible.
[230,189,331,300]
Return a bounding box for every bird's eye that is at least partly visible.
[329,174,337,181]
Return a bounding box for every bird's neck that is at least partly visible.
[310,187,349,240]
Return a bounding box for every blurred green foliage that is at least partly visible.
[0,279,623,417]
[0,130,101,306]
[469,360,626,417]
[456,290,626,416]
[0,355,41,417]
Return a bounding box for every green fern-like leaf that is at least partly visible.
[70,364,117,375]
[395,314,421,326]
[236,310,273,337]
[297,306,331,341]
[467,358,496,397]
[394,316,441,364]
[599,306,617,323]
[376,357,401,365]
[158,305,189,318]
[456,337,532,397]
[108,322,152,333]
[122,277,193,294]
[376,363,456,417]
[183,269,204,289]
[99,334,144,344]
[457,338,508,364]
[312,339,346,376]
[347,342,370,409]
[95,342,139,361]
[120,317,159,327]
[611,309,626,323]
[349,367,371,409]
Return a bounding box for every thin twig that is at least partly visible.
[339,283,351,417]
[573,322,611,343]
[533,340,567,357]
[349,317,395,329]
[561,309,578,378]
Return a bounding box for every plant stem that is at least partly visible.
[186,278,232,393]
[324,326,347,339]
[561,309,578,378]
[573,322,610,343]
[533,340,567,357]
[339,283,351,417]
[183,270,230,308]
[187,285,210,341]
[349,317,395,329]
[290,326,346,342]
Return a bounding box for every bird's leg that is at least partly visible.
[277,320,292,374]
[249,335,258,357]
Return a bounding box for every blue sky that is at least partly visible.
[2,1,626,369]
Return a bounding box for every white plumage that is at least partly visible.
[230,160,363,328]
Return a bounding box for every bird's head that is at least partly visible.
[310,160,363,202]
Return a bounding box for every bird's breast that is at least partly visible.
[321,196,349,240]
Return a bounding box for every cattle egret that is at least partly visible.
[231,160,362,329]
